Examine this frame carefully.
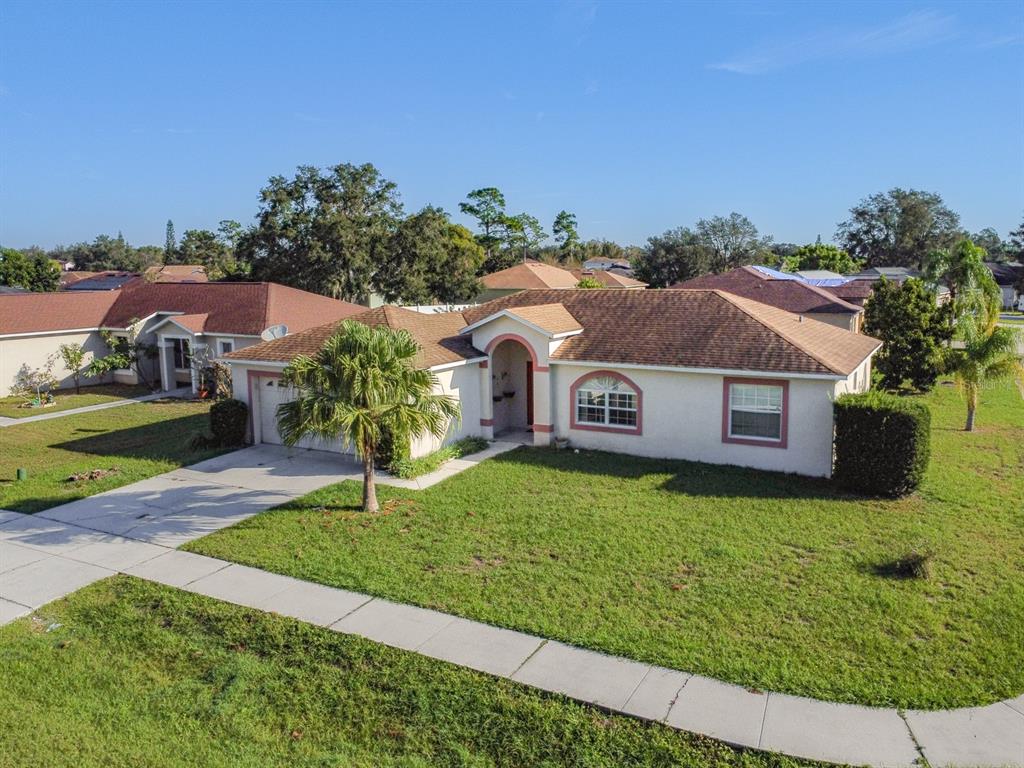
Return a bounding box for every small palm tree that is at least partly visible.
[277,320,460,512]
[945,288,1023,432]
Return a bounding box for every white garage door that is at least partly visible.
[256,376,350,454]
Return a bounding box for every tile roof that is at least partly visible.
[480,260,581,290]
[0,282,363,337]
[674,266,863,315]
[505,303,583,334]
[570,269,648,289]
[463,289,880,376]
[224,305,483,369]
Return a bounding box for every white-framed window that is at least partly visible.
[575,375,638,428]
[171,338,191,370]
[218,339,234,355]
[728,383,784,441]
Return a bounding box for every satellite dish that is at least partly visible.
[261,323,288,341]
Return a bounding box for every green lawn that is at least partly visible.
[0,383,152,418]
[0,399,225,513]
[187,380,1024,710]
[0,577,815,768]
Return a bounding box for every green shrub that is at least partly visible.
[833,391,931,497]
[209,398,249,447]
[375,427,411,470]
[875,547,934,580]
[389,436,490,479]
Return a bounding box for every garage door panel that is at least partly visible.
[256,377,352,454]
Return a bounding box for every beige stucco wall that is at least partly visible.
[0,331,111,396]
[809,312,861,332]
[232,361,482,461]
[550,363,842,478]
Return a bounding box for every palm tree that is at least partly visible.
[944,286,1023,432]
[277,320,460,512]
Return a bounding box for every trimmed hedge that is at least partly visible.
[833,391,931,497]
[210,398,249,447]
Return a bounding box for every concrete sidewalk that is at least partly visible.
[1,444,1022,767]
[0,387,191,427]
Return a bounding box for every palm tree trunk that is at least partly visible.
[965,389,977,432]
[362,450,379,513]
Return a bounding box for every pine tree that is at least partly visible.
[165,220,177,262]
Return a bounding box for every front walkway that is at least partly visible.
[0,386,191,427]
[1,445,1021,768]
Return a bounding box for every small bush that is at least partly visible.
[875,548,934,580]
[833,391,931,497]
[207,398,249,447]
[376,427,411,470]
[389,436,490,479]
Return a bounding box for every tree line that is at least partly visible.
[3,162,1022,300]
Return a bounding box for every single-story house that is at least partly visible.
[986,261,1024,310]
[582,257,634,274]
[674,266,865,332]
[223,289,880,478]
[0,282,362,396]
[478,259,644,301]
[570,269,647,289]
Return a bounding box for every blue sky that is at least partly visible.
[1,0,1021,249]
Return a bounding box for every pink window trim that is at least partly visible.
[721,377,789,449]
[246,369,284,443]
[569,370,642,436]
[484,333,549,372]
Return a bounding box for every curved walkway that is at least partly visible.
[2,445,1022,768]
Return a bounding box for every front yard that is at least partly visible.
[0,398,224,513]
[0,576,812,768]
[187,380,1024,710]
[0,383,151,419]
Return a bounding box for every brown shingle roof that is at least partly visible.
[463,289,880,376]
[0,282,363,337]
[225,305,483,369]
[505,303,583,335]
[480,260,581,290]
[674,267,863,315]
[144,264,208,283]
[0,291,120,335]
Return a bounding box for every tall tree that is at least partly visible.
[836,188,961,270]
[944,285,1023,431]
[633,227,712,287]
[459,188,508,271]
[552,210,580,264]
[924,238,1001,307]
[781,242,862,274]
[377,207,483,304]
[239,163,403,302]
[864,278,953,392]
[695,213,772,273]
[504,213,547,264]
[971,227,1007,262]
[1007,218,1024,262]
[277,321,460,512]
[164,220,177,262]
[0,248,60,291]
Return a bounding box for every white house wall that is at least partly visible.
[550,363,841,478]
[0,331,111,396]
[409,363,483,458]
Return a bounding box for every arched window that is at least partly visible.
[571,372,641,433]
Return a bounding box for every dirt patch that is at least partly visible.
[65,467,119,483]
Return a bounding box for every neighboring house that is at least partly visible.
[224,289,880,478]
[479,259,644,301]
[674,266,865,332]
[794,270,846,280]
[570,269,647,289]
[63,271,139,291]
[144,264,209,283]
[0,282,362,396]
[0,286,29,295]
[582,257,633,274]
[986,262,1024,310]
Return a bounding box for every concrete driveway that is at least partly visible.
[32,445,370,547]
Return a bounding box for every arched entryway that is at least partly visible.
[487,336,536,438]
